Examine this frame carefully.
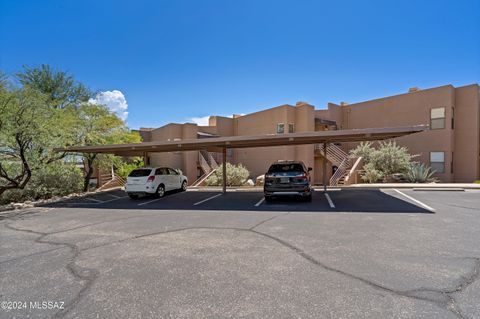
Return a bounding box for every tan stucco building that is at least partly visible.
[140,83,480,185]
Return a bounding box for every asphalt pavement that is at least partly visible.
[1,188,479,319]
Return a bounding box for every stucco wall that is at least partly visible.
[340,85,456,182]
[453,84,480,182]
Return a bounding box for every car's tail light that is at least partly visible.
[147,176,155,183]
[295,173,308,182]
[265,174,274,183]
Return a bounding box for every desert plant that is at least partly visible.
[0,163,83,205]
[361,162,384,183]
[404,163,437,183]
[351,141,415,183]
[204,163,250,187]
[350,141,375,163]
[474,180,480,184]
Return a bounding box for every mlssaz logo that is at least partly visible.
[29,301,65,310]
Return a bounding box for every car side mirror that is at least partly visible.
[308,167,312,171]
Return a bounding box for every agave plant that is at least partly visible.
[405,163,438,183]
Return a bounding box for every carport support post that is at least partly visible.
[222,147,227,194]
[323,142,328,193]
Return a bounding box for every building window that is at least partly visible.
[430,107,445,130]
[430,152,445,173]
[451,107,455,129]
[288,123,295,133]
[276,123,284,134]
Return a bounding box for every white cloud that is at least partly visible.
[89,90,128,121]
[188,116,210,126]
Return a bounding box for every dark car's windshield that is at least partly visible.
[128,169,152,177]
[268,163,305,173]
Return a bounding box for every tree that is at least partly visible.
[74,103,141,191]
[17,64,91,109]
[0,87,77,195]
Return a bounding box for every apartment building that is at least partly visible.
[140,83,480,185]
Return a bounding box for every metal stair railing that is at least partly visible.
[315,143,348,166]
[192,152,214,186]
[315,143,353,186]
[329,158,350,186]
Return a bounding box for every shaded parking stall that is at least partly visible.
[42,188,433,214]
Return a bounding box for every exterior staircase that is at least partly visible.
[98,166,126,190]
[315,143,352,186]
[191,151,220,186]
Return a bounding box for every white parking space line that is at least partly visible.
[101,196,128,203]
[105,193,122,199]
[137,191,187,206]
[84,197,104,203]
[254,197,265,207]
[193,194,222,206]
[324,193,335,208]
[393,189,435,212]
[137,197,163,206]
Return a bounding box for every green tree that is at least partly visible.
[0,87,77,195]
[17,64,91,109]
[74,103,141,191]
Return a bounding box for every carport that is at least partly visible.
[57,125,427,194]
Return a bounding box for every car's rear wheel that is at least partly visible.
[181,180,187,191]
[155,185,165,198]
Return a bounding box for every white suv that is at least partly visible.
[125,167,188,199]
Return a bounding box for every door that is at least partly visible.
[167,168,181,189]
[155,168,170,190]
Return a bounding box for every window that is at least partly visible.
[288,123,295,133]
[155,168,168,175]
[168,168,179,175]
[276,123,285,134]
[430,107,445,130]
[451,107,455,129]
[430,152,445,173]
[129,169,152,177]
[268,163,305,173]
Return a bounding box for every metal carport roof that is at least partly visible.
[57,125,428,156]
[57,125,428,193]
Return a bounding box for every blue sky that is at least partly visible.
[1,0,479,129]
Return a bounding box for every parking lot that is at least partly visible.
[38,187,436,213]
[1,188,480,318]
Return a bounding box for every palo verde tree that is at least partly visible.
[74,103,141,191]
[0,85,78,195]
[17,64,91,109]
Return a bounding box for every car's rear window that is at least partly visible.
[268,164,304,173]
[128,169,152,177]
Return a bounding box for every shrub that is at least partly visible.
[404,163,438,183]
[361,162,384,183]
[350,142,375,163]
[205,163,250,187]
[0,164,83,205]
[473,180,480,184]
[351,141,415,183]
[115,160,144,179]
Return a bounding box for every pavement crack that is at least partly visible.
[249,212,290,230]
[5,222,479,319]
[4,223,99,318]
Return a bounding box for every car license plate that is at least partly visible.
[280,177,290,183]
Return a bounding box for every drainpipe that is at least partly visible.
[323,143,328,193]
[222,147,227,194]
